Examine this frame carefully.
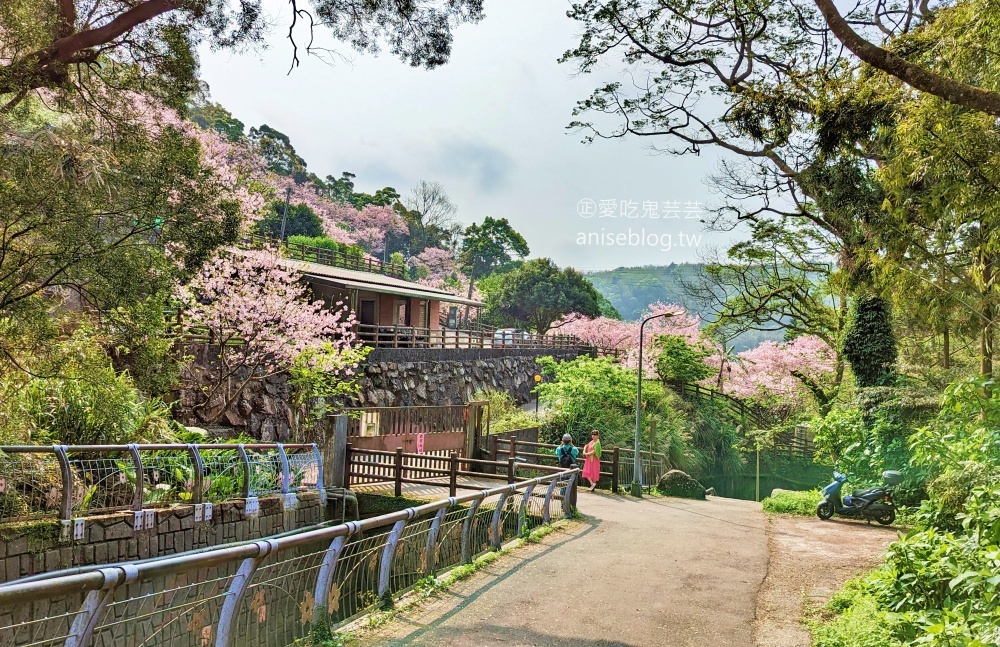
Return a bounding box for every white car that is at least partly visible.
[493,328,528,346]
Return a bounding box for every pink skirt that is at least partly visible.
[582,456,601,482]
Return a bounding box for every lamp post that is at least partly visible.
[632,311,676,497]
[533,374,542,420]
[278,187,292,242]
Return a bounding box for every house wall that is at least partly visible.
[429,301,441,328]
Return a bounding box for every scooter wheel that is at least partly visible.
[875,509,896,526]
[816,501,834,520]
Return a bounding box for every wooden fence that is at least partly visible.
[345,445,573,499]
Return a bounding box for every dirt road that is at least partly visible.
[361,491,768,647]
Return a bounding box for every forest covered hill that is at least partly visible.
[585,263,785,352]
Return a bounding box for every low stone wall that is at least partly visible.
[357,349,582,407]
[0,492,323,584]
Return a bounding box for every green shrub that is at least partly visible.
[475,389,537,434]
[0,329,176,445]
[810,584,903,647]
[761,489,820,515]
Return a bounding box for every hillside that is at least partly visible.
[585,263,785,351]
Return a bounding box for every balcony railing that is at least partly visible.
[244,234,408,279]
[354,323,589,350]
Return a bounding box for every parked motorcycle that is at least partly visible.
[816,470,902,525]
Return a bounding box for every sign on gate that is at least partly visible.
[416,433,425,454]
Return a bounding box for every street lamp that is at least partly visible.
[632,311,676,497]
[278,187,292,242]
[533,374,542,419]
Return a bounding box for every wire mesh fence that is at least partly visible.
[0,469,577,647]
[0,444,324,524]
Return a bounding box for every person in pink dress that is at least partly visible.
[582,429,602,492]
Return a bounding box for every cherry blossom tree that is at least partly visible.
[176,246,366,424]
[723,336,838,411]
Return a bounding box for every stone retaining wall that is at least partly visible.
[357,349,582,407]
[0,492,323,584]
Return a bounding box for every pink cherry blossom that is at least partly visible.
[176,246,362,421]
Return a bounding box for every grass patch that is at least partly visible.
[0,519,61,551]
[761,489,820,515]
[354,492,436,519]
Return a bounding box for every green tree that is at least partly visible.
[842,295,898,388]
[189,100,245,142]
[254,201,325,240]
[459,217,530,288]
[485,258,601,334]
[654,335,712,384]
[249,125,308,177]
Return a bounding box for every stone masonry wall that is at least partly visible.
[0,492,323,584]
[172,344,589,438]
[356,349,584,407]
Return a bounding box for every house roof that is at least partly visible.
[285,258,484,307]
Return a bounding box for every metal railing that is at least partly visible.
[354,323,590,350]
[0,469,577,647]
[0,443,323,524]
[245,234,408,279]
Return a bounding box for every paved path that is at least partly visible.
[360,491,767,647]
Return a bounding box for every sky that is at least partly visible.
[198,0,747,271]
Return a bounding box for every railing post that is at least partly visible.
[344,442,353,488]
[507,457,516,485]
[237,444,251,498]
[425,505,450,575]
[65,565,139,647]
[216,540,277,647]
[53,444,72,521]
[314,529,353,619]
[508,435,516,461]
[448,452,458,497]
[311,443,325,504]
[490,490,511,549]
[188,444,204,504]
[563,472,578,517]
[378,519,407,605]
[276,444,291,496]
[611,447,620,494]
[127,444,143,511]
[542,477,558,524]
[460,497,482,563]
[517,484,535,537]
[394,447,403,497]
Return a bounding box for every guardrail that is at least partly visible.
[245,234,407,279]
[0,443,323,525]
[354,323,589,350]
[0,469,577,647]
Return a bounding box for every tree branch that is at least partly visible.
[813,0,1000,116]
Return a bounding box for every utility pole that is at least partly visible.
[278,187,292,242]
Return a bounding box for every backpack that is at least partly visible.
[558,444,576,468]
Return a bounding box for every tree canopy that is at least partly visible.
[484,258,602,334]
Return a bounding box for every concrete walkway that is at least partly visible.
[361,491,768,646]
